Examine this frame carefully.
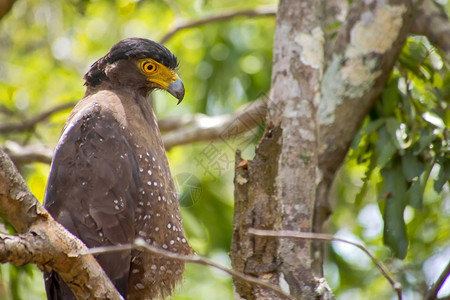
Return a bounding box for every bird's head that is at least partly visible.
[84,38,184,103]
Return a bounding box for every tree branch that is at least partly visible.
[411,0,450,56]
[159,6,276,44]
[0,149,122,299]
[0,102,76,134]
[425,260,450,300]
[0,99,266,165]
[2,140,53,166]
[0,0,16,21]
[162,99,266,150]
[248,229,403,300]
[88,238,294,300]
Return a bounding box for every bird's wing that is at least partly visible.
[44,103,140,297]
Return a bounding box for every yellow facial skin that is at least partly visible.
[138,58,179,90]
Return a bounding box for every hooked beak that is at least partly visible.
[167,77,185,105]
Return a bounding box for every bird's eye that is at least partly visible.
[140,61,157,74]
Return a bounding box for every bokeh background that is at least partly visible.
[0,0,449,299]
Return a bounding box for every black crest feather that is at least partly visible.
[84,38,179,86]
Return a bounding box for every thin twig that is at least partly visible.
[88,238,294,300]
[248,229,403,300]
[159,6,276,44]
[425,260,450,300]
[0,101,76,134]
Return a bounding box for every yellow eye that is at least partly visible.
[140,61,157,74]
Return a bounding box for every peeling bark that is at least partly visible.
[231,127,283,299]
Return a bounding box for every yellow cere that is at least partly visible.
[138,58,178,90]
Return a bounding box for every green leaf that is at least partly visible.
[375,127,397,167]
[443,107,450,127]
[401,152,425,180]
[362,118,386,135]
[422,112,446,129]
[380,164,407,201]
[355,154,377,207]
[434,159,450,193]
[381,165,408,258]
[380,78,400,116]
[408,39,429,62]
[350,119,384,161]
[406,178,423,209]
[385,118,408,153]
[383,197,409,259]
[414,129,438,155]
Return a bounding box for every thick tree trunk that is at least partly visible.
[231,0,417,298]
[231,0,325,298]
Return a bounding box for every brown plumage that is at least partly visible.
[43,38,191,299]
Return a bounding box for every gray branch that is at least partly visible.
[3,140,53,166]
[162,99,267,150]
[0,102,76,134]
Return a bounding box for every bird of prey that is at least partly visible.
[43,38,191,300]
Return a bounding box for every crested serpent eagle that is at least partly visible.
[43,38,192,299]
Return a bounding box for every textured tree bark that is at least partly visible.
[232,132,283,299]
[268,0,324,298]
[232,0,418,298]
[232,0,325,298]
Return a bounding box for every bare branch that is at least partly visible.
[248,229,403,300]
[0,149,122,299]
[158,113,202,132]
[88,238,294,300]
[0,99,266,165]
[0,0,16,21]
[162,99,266,149]
[0,101,76,134]
[411,0,450,55]
[3,140,53,165]
[425,260,450,300]
[159,6,276,44]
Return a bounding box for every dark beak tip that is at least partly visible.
[167,78,185,104]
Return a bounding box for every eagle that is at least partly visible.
[43,38,191,299]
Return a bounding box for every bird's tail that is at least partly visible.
[44,271,76,300]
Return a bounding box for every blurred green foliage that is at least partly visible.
[0,0,448,299]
